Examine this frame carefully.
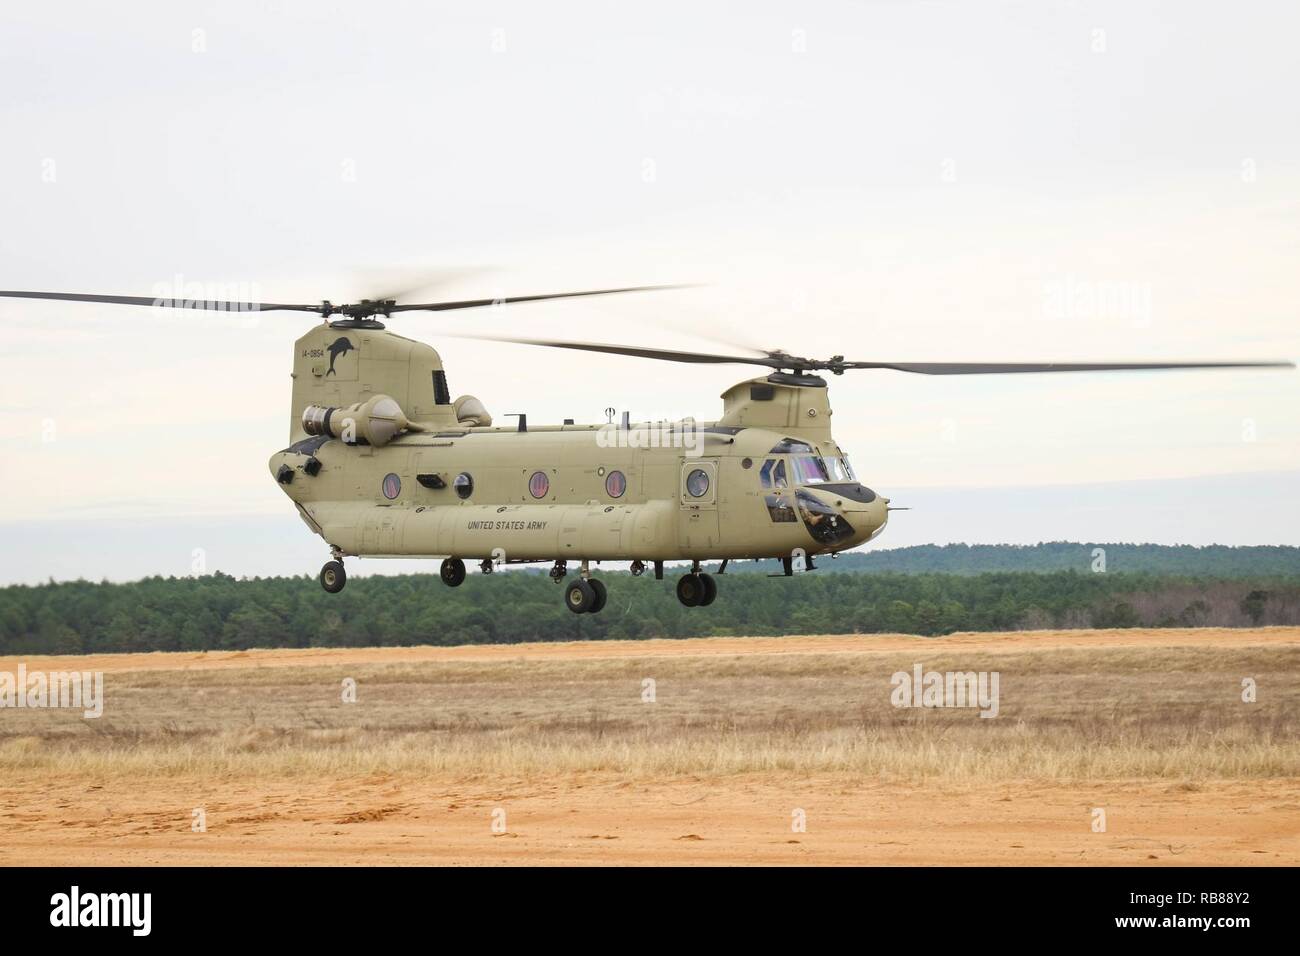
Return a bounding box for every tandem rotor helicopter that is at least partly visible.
[2,285,1292,614]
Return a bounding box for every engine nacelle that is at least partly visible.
[301,394,421,447]
[453,394,492,427]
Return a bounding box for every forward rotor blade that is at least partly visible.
[0,290,319,313]
[449,333,782,367]
[389,283,692,312]
[449,336,1296,375]
[840,360,1296,374]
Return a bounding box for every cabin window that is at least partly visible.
[685,468,710,498]
[605,470,626,498]
[453,472,473,499]
[382,473,401,500]
[528,471,549,499]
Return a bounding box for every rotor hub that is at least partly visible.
[764,350,848,375]
[316,299,394,329]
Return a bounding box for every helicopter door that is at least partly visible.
[679,459,719,550]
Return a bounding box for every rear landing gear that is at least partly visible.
[319,560,346,593]
[676,572,716,607]
[440,557,466,587]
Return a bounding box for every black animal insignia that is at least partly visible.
[326,337,355,376]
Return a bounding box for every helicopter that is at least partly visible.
[1,285,1292,614]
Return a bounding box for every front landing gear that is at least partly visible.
[676,571,717,607]
[319,560,346,593]
[589,578,607,613]
[566,579,595,613]
[565,578,607,614]
[565,561,608,614]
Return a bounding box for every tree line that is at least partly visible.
[787,542,1300,576]
[1,565,1297,654]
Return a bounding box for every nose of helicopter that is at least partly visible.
[857,494,889,541]
[807,483,889,545]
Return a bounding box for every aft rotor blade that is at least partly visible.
[362,266,496,305]
[449,333,784,367]
[0,290,319,313]
[0,283,692,318]
[389,283,692,312]
[840,360,1297,374]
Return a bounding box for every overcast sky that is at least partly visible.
[1,1,1297,584]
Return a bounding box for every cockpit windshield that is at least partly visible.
[760,453,856,490]
[792,455,830,484]
[824,456,855,481]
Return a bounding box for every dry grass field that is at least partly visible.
[1,628,1297,865]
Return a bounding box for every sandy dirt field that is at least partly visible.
[2,774,1295,866]
[6,626,1295,675]
[1,628,1297,866]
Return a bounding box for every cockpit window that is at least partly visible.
[792,455,830,485]
[759,458,788,490]
[770,438,813,455]
[795,489,856,544]
[824,456,855,481]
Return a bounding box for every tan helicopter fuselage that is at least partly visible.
[268,325,888,565]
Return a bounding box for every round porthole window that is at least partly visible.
[382,473,401,500]
[686,468,710,498]
[453,472,473,500]
[529,471,550,499]
[605,470,626,498]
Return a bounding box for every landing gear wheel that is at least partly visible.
[588,578,607,614]
[566,578,596,614]
[698,572,717,606]
[319,560,346,594]
[676,573,704,607]
[440,557,466,587]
